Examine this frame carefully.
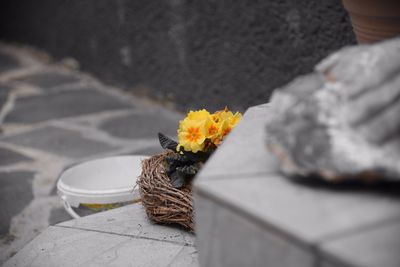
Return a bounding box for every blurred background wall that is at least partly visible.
[0,0,355,112]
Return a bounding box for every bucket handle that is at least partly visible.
[61,195,81,219]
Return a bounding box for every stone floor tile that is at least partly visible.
[0,51,20,74]
[100,111,180,139]
[2,126,116,158]
[0,147,32,166]
[59,204,195,246]
[195,174,400,244]
[321,220,400,267]
[14,71,81,91]
[0,172,34,236]
[5,89,132,123]
[197,105,279,180]
[4,226,184,267]
[0,83,12,112]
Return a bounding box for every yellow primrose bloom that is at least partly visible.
[219,119,233,139]
[229,112,242,128]
[178,120,206,153]
[176,108,242,152]
[212,107,232,122]
[205,118,219,139]
[187,109,211,121]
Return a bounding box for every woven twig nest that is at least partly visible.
[137,151,194,231]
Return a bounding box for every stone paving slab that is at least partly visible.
[0,172,34,236]
[0,83,13,114]
[197,104,279,180]
[59,203,195,246]
[0,51,20,74]
[13,70,81,91]
[5,203,198,267]
[0,147,32,166]
[4,226,193,267]
[2,126,116,159]
[321,220,400,267]
[0,44,45,77]
[100,110,180,140]
[4,89,133,124]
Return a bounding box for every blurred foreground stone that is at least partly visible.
[266,37,400,181]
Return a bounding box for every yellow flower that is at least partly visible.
[229,111,242,128]
[212,107,230,122]
[187,109,211,121]
[219,119,232,138]
[176,107,242,152]
[211,108,242,145]
[177,119,206,153]
[205,118,219,139]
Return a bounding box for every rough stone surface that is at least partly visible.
[5,89,132,124]
[2,126,116,158]
[266,37,400,182]
[14,71,81,91]
[0,172,34,236]
[0,147,32,166]
[321,220,400,267]
[100,111,180,140]
[0,0,355,111]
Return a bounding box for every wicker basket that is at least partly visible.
[137,151,194,231]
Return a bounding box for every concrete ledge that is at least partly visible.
[4,204,198,267]
[194,104,400,267]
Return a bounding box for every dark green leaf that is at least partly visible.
[158,133,178,151]
[170,171,185,188]
[176,165,199,176]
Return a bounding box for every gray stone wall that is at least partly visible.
[0,0,355,111]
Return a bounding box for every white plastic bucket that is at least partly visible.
[57,155,147,218]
